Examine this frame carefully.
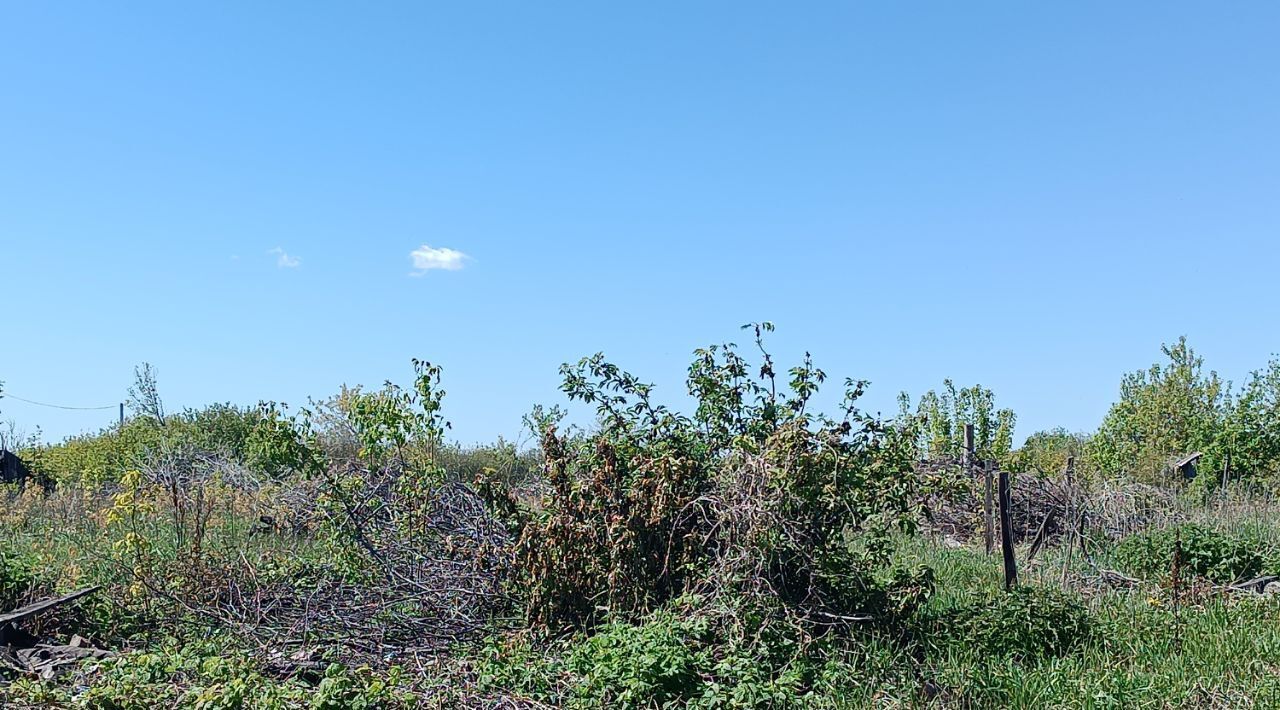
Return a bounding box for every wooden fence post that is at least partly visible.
[998,466,1018,589]
[983,459,994,555]
[964,424,992,555]
[963,423,974,477]
[1061,455,1076,586]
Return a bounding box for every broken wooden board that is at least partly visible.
[0,642,112,680]
[0,586,101,628]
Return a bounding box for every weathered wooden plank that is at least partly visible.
[0,586,102,628]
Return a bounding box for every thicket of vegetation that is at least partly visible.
[2,328,1280,708]
[1043,337,1280,485]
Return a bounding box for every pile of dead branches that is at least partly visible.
[691,448,934,629]
[1086,481,1177,539]
[924,469,1076,545]
[922,463,1176,549]
[124,447,513,669]
[219,461,512,667]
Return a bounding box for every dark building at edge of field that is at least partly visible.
[0,448,30,486]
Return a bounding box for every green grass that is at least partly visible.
[888,533,1280,709]
[9,483,1280,708]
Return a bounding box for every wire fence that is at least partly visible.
[1,393,117,411]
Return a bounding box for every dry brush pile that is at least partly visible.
[922,457,1180,553]
[84,363,518,674]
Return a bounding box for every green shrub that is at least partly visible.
[473,634,568,700]
[311,663,408,710]
[565,613,709,707]
[65,642,416,709]
[244,402,319,479]
[487,325,936,630]
[173,403,258,461]
[22,402,316,487]
[23,418,165,486]
[1112,523,1263,584]
[0,546,37,610]
[931,586,1093,663]
[472,600,839,709]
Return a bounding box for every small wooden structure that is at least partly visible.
[1173,452,1203,481]
[0,448,29,486]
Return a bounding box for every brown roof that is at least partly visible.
[1173,452,1204,468]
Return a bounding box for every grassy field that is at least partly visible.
[4,477,1280,708]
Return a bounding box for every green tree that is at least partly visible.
[1223,356,1280,478]
[1007,428,1091,476]
[127,363,166,426]
[900,380,1016,463]
[1088,337,1228,481]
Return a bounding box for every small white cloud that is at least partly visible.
[410,244,467,275]
[268,247,300,268]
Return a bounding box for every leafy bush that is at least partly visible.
[473,600,841,709]
[0,545,38,610]
[485,324,936,631]
[565,612,709,706]
[23,403,316,487]
[244,403,319,479]
[473,634,568,701]
[931,585,1093,663]
[172,403,258,461]
[1007,427,1091,477]
[23,418,165,486]
[1112,523,1263,584]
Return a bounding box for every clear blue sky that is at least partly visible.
[3,2,1278,446]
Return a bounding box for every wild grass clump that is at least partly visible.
[927,585,1094,663]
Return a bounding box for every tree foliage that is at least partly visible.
[127,363,166,425]
[1006,428,1090,477]
[1224,357,1280,477]
[899,380,1016,463]
[1089,337,1229,481]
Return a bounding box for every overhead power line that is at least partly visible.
[0,393,118,411]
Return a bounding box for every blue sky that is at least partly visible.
[3,2,1278,446]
